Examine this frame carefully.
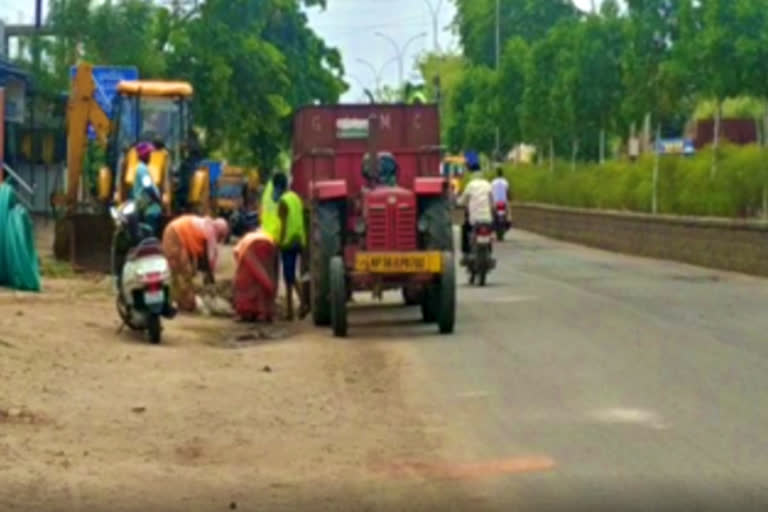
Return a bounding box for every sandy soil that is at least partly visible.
[0,262,482,511]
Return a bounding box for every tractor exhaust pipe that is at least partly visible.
[367,114,379,184]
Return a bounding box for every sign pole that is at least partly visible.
[652,125,660,215]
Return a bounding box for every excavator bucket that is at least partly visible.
[53,214,115,273]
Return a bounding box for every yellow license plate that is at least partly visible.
[354,252,442,274]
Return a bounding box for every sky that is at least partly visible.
[307,0,598,102]
[2,0,598,101]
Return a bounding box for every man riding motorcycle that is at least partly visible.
[457,152,494,260]
[491,166,511,237]
[491,166,510,210]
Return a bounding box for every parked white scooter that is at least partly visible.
[110,202,174,344]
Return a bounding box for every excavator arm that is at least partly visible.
[64,63,111,212]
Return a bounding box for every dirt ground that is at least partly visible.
[0,225,479,511]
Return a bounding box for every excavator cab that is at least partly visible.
[103,81,211,215]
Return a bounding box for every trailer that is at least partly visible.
[291,104,455,337]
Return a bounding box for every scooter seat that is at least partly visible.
[127,237,163,261]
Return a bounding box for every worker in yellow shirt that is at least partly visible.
[271,172,308,321]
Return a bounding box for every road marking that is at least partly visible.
[589,408,668,430]
[376,456,556,480]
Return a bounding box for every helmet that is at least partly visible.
[212,217,230,242]
[464,150,481,172]
[136,142,154,161]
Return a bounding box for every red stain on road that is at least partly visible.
[373,456,556,480]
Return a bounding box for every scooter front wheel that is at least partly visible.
[147,314,162,344]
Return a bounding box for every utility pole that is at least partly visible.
[423,0,443,53]
[35,0,42,28]
[494,0,501,161]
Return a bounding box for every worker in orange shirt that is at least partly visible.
[162,215,229,312]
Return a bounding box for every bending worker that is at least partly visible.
[271,172,309,321]
[162,214,229,312]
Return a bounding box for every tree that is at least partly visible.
[445,65,497,153]
[571,11,626,161]
[28,0,346,169]
[418,53,467,142]
[520,26,562,162]
[497,37,528,148]
[620,0,687,133]
[453,0,578,67]
[87,0,167,77]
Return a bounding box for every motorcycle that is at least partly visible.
[110,201,174,344]
[494,201,511,241]
[463,222,496,286]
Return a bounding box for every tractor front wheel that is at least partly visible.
[436,251,456,335]
[330,256,348,338]
[421,286,437,323]
[311,201,342,326]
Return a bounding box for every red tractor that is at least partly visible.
[291,104,455,337]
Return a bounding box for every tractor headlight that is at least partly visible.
[355,218,366,235]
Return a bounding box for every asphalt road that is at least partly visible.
[345,228,768,511]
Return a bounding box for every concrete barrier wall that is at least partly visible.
[510,203,768,277]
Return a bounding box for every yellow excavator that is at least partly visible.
[54,63,213,271]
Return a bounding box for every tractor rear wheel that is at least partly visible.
[311,201,342,326]
[330,256,348,337]
[436,251,456,335]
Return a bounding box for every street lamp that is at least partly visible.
[494,0,501,161]
[356,57,397,92]
[348,74,376,104]
[423,0,443,52]
[374,31,427,94]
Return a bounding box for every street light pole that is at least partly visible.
[356,57,397,92]
[494,0,501,161]
[349,74,376,103]
[374,31,427,96]
[423,0,443,53]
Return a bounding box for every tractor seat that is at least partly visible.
[127,237,164,261]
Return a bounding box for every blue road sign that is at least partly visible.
[69,66,139,139]
[656,138,695,156]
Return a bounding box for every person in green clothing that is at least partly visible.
[260,176,281,240]
[272,172,308,320]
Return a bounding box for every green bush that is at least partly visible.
[506,145,768,218]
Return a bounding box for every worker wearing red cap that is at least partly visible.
[132,142,163,237]
[162,215,229,312]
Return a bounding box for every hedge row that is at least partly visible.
[505,145,768,218]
